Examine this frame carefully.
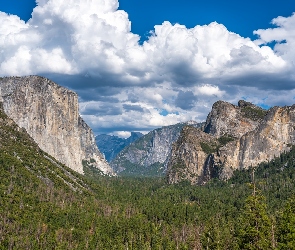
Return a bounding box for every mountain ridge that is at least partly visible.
[96,132,143,162]
[166,100,295,184]
[110,121,205,176]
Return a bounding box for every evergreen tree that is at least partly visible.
[276,197,295,249]
[201,215,234,250]
[236,168,273,250]
[237,190,273,249]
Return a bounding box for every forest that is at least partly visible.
[1,104,295,249]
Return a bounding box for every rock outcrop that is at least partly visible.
[111,121,204,176]
[204,100,264,138]
[166,126,218,184]
[0,76,113,175]
[219,105,295,178]
[166,100,295,184]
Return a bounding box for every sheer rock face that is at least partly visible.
[219,105,295,177]
[167,100,295,184]
[111,122,204,175]
[111,124,185,174]
[96,132,143,162]
[0,76,113,175]
[166,126,218,184]
[204,100,263,138]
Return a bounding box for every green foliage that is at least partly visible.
[200,135,234,155]
[218,134,235,146]
[201,215,235,249]
[112,159,165,177]
[241,106,267,121]
[2,104,295,249]
[200,141,216,154]
[237,191,273,250]
[276,197,295,249]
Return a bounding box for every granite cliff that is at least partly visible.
[0,76,113,175]
[111,121,204,176]
[218,105,295,179]
[166,100,295,184]
[204,100,265,138]
[166,126,218,184]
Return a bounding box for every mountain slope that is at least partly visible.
[111,121,204,176]
[204,100,265,138]
[219,104,295,177]
[0,102,90,193]
[0,76,112,175]
[166,100,295,184]
[96,132,143,162]
[2,101,295,249]
[0,103,95,248]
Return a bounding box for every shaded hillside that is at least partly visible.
[96,132,143,162]
[0,103,95,248]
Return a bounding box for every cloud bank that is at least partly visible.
[0,0,295,136]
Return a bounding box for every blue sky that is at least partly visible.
[0,0,295,137]
[2,0,294,41]
[119,0,295,42]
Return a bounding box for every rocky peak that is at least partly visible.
[0,76,113,175]
[166,100,295,185]
[219,105,295,176]
[125,132,143,145]
[238,100,256,108]
[204,100,266,138]
[110,122,202,176]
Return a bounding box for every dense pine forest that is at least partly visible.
[1,105,295,249]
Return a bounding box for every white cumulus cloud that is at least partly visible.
[0,0,294,134]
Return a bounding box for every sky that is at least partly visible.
[0,0,295,138]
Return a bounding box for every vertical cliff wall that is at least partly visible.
[110,122,204,176]
[220,105,295,175]
[166,100,295,184]
[110,123,186,174]
[166,126,218,184]
[0,76,113,175]
[204,100,264,138]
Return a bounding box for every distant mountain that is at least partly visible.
[110,121,204,176]
[2,95,295,249]
[96,132,143,162]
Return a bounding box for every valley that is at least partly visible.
[0,76,295,249]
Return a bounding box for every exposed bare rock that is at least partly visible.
[96,132,143,162]
[166,100,295,184]
[219,105,295,177]
[111,123,185,175]
[111,122,204,176]
[0,76,113,175]
[166,126,218,184]
[204,100,265,138]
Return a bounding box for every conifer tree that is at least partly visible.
[276,197,295,249]
[236,168,273,249]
